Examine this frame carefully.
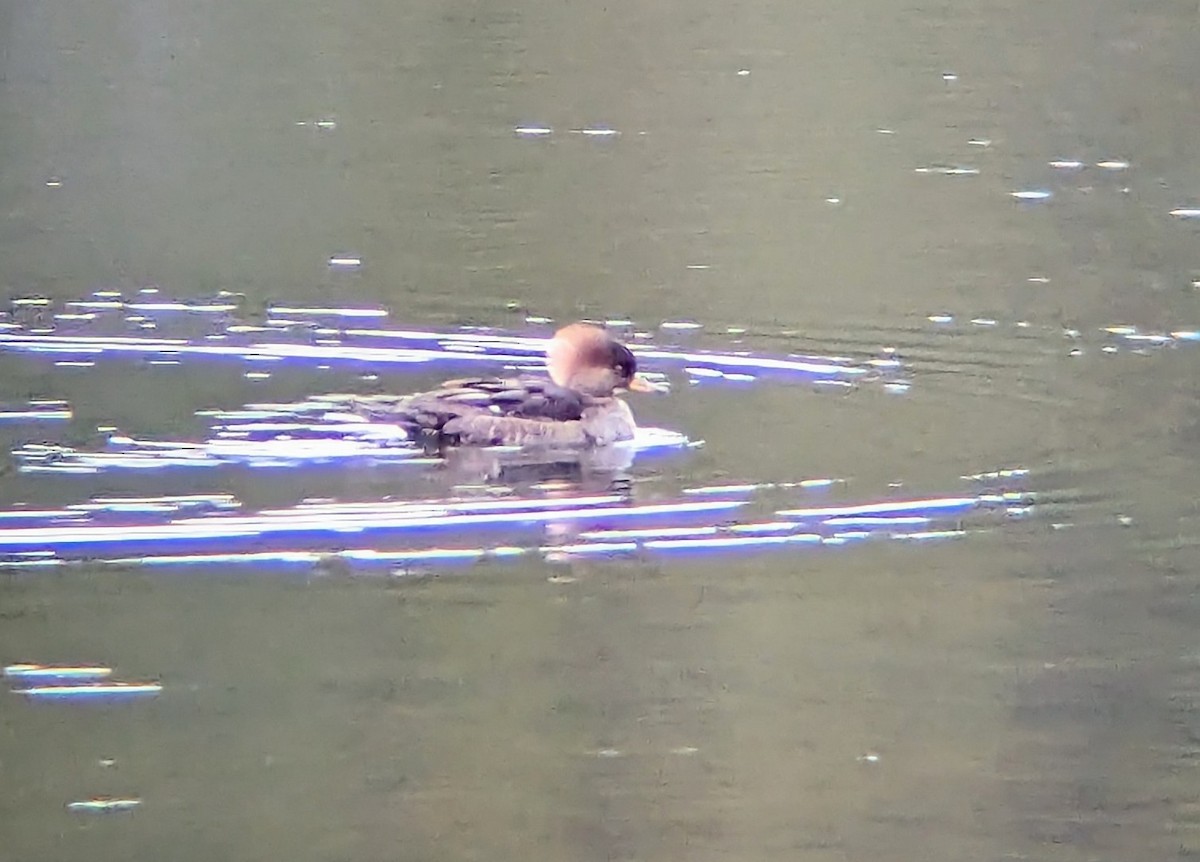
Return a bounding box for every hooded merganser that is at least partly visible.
[352,323,657,452]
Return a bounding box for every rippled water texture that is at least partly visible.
[5,2,1200,860]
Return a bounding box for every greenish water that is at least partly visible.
[4,2,1200,860]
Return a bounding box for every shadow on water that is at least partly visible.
[5,1,1200,861]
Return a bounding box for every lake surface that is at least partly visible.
[3,1,1200,860]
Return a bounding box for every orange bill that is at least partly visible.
[627,374,662,393]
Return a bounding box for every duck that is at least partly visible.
[351,323,658,453]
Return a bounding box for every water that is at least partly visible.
[4,1,1200,859]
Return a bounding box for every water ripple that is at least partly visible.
[0,472,1040,572]
[0,294,904,389]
